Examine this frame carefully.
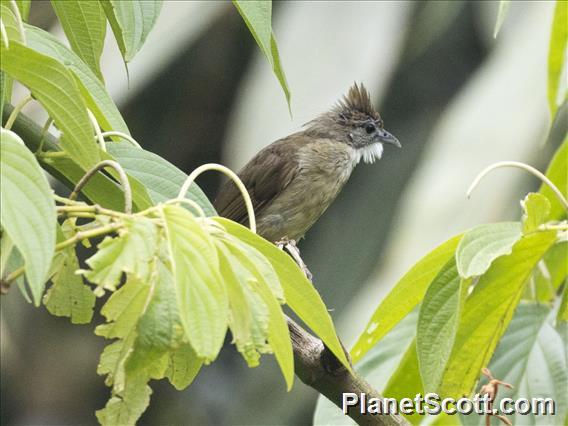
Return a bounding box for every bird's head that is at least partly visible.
[306,83,400,163]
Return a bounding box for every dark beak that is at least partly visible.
[377,128,401,148]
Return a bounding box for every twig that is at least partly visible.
[467,161,568,211]
[69,160,132,214]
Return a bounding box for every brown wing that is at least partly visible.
[214,136,300,226]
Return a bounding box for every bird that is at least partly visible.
[215,82,400,249]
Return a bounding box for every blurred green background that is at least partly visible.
[1,1,565,425]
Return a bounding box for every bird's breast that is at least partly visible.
[256,139,357,241]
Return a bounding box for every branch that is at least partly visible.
[287,317,409,426]
[281,243,409,426]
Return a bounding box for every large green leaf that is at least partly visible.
[24,24,129,135]
[417,259,466,393]
[106,143,216,215]
[547,0,568,122]
[216,243,268,367]
[101,0,163,63]
[461,304,567,426]
[232,0,291,111]
[161,205,228,362]
[0,129,56,305]
[351,234,462,362]
[222,237,294,389]
[215,218,350,373]
[0,42,99,170]
[439,231,557,397]
[540,138,567,221]
[50,0,106,80]
[455,222,522,278]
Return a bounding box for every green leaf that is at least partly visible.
[101,0,163,63]
[83,217,158,292]
[223,234,284,302]
[96,374,152,426]
[522,192,551,234]
[547,0,568,122]
[314,312,418,426]
[0,42,100,170]
[219,237,294,389]
[0,235,29,303]
[350,234,462,362]
[1,3,24,43]
[166,342,203,391]
[417,258,466,393]
[96,276,152,339]
[0,129,56,305]
[232,1,291,111]
[24,24,130,135]
[44,247,95,324]
[216,243,267,367]
[161,205,228,362]
[215,218,349,373]
[480,304,567,425]
[559,283,568,323]
[493,0,510,38]
[127,261,182,375]
[456,222,522,278]
[97,333,136,388]
[106,143,216,215]
[439,231,557,397]
[246,260,294,390]
[50,0,106,80]
[540,138,567,221]
[16,0,31,21]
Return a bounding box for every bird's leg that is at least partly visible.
[276,238,313,282]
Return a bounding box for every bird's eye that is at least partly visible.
[365,124,375,134]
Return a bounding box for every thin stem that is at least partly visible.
[53,194,84,206]
[178,163,256,233]
[2,265,24,286]
[69,160,132,214]
[100,131,142,149]
[1,222,120,289]
[0,19,8,48]
[467,161,568,211]
[56,223,121,251]
[4,94,33,130]
[87,109,106,152]
[165,198,205,218]
[57,204,128,219]
[36,117,54,154]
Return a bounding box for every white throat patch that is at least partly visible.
[353,143,383,164]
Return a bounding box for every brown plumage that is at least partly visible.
[215,83,400,242]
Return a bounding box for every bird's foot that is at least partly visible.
[276,238,313,282]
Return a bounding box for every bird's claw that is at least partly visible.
[275,238,313,282]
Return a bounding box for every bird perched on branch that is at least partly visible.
[215,82,400,247]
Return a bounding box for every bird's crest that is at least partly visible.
[334,82,381,123]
